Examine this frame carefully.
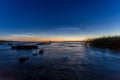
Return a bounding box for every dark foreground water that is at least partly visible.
[0,42,120,80]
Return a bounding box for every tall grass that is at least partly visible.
[87,36,120,51]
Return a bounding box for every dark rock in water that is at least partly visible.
[32,53,39,56]
[19,56,29,63]
[11,45,38,49]
[37,43,44,45]
[67,46,76,47]
[8,43,13,45]
[39,49,44,55]
[37,42,51,45]
[80,63,87,66]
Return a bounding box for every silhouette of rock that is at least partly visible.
[37,42,51,45]
[19,56,29,63]
[37,43,44,45]
[8,43,13,45]
[39,49,44,55]
[11,45,38,49]
[32,53,39,56]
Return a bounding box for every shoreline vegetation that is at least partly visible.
[86,36,120,52]
[0,40,11,44]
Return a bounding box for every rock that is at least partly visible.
[39,49,44,55]
[8,43,13,45]
[32,53,39,56]
[37,42,51,45]
[19,56,29,63]
[80,63,87,66]
[39,49,44,53]
[37,43,44,45]
[11,45,38,49]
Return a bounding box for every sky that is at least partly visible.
[0,0,120,41]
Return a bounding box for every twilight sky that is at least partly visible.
[0,0,120,41]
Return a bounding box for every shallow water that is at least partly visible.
[0,42,120,80]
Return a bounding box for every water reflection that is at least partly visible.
[0,42,120,80]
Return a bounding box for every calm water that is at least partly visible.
[0,42,120,80]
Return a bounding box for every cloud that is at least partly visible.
[10,34,35,37]
[57,27,80,31]
[9,32,51,37]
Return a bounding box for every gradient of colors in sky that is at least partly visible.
[0,0,120,41]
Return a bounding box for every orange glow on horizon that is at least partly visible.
[0,36,87,42]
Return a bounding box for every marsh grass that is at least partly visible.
[87,36,120,51]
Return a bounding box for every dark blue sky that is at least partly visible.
[0,0,120,41]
